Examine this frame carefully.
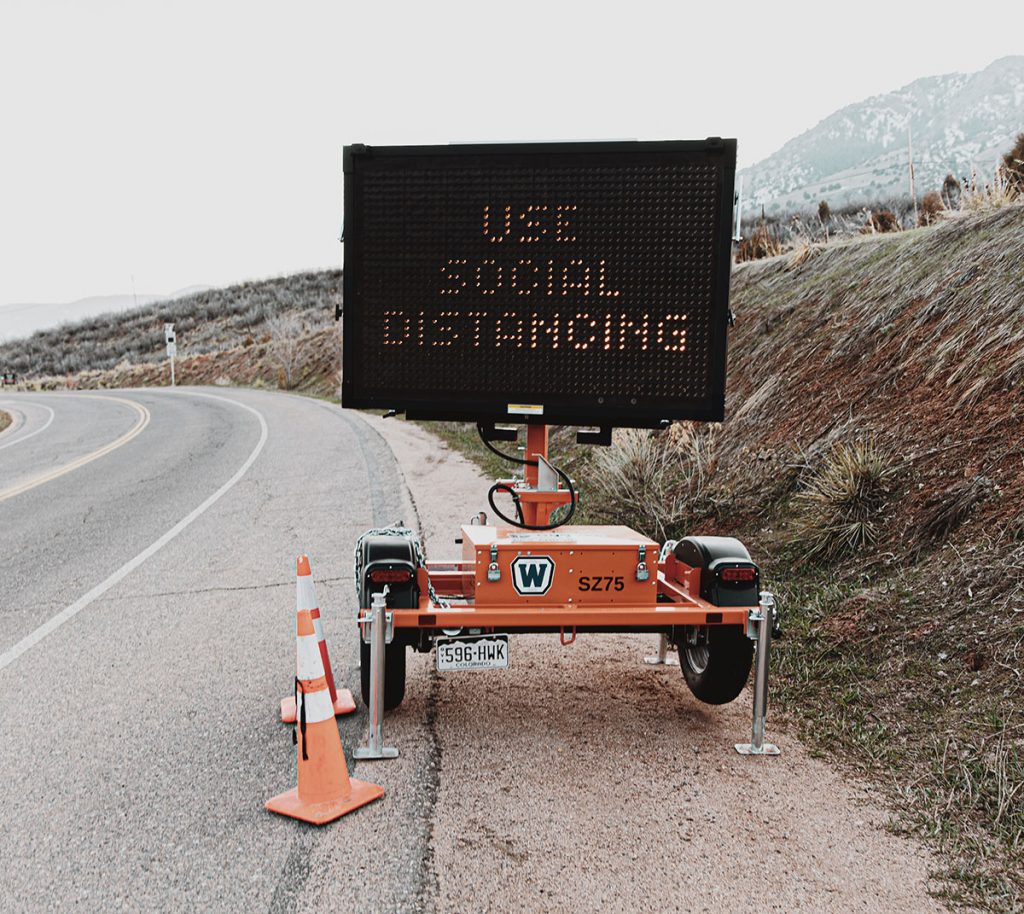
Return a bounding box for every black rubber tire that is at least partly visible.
[359,639,407,711]
[357,552,411,711]
[678,625,754,705]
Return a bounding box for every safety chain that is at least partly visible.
[353,523,450,610]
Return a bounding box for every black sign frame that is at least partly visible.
[342,139,736,428]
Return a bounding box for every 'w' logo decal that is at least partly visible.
[510,555,555,596]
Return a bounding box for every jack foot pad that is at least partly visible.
[353,746,400,760]
[735,742,781,756]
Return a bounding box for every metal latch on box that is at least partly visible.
[636,545,650,581]
[487,544,501,582]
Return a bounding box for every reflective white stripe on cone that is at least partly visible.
[280,554,355,723]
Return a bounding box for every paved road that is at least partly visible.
[0,388,948,914]
[0,388,433,913]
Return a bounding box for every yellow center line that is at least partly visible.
[0,395,151,503]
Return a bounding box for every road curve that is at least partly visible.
[0,388,433,913]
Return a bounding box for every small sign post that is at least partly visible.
[164,323,177,387]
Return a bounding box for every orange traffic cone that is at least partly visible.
[280,555,355,723]
[266,607,384,825]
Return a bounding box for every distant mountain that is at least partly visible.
[740,56,1024,217]
[0,287,210,343]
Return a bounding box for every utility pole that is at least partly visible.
[908,125,918,225]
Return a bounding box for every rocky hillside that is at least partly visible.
[741,55,1024,215]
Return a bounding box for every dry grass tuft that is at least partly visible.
[587,425,715,542]
[735,222,784,262]
[793,438,898,561]
[961,166,1020,212]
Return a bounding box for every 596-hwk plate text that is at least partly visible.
[436,634,509,671]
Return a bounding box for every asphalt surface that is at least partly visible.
[0,388,433,913]
[0,388,948,913]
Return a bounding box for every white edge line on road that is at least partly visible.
[0,396,149,502]
[0,402,55,452]
[0,391,269,673]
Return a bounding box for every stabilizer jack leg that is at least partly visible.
[735,592,781,756]
[355,591,399,760]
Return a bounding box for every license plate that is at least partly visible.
[436,634,509,671]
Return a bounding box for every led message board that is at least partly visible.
[341,139,736,428]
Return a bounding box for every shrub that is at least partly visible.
[862,210,900,234]
[1001,132,1024,193]
[793,438,898,561]
[942,173,962,209]
[918,190,945,226]
[818,200,831,224]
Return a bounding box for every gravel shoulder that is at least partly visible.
[363,413,950,914]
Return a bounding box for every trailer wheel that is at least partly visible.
[678,625,753,705]
[357,534,416,712]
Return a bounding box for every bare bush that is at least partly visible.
[267,314,308,389]
[736,222,784,262]
[862,210,900,234]
[942,173,962,209]
[918,190,945,226]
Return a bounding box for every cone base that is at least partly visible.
[280,689,356,724]
[265,777,384,825]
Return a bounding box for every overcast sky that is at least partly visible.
[0,0,1019,307]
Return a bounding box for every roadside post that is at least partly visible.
[164,323,176,387]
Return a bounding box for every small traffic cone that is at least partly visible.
[280,555,355,723]
[266,607,384,825]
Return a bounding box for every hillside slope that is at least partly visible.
[679,206,1024,910]
[0,271,340,379]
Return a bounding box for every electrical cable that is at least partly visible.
[478,423,577,530]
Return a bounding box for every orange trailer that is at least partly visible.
[342,139,781,758]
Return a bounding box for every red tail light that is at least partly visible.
[369,569,413,584]
[721,566,756,583]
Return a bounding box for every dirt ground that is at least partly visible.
[363,414,951,914]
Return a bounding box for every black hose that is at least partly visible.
[479,424,577,530]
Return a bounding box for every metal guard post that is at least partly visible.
[735,591,781,756]
[354,590,399,760]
